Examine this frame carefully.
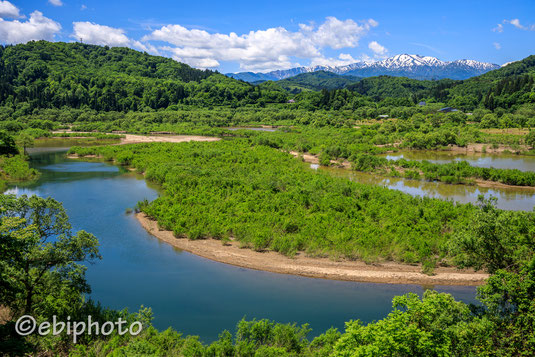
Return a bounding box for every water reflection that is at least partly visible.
[317,165,535,211]
[381,151,535,172]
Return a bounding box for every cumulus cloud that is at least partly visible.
[306,17,378,49]
[0,10,61,43]
[142,16,378,71]
[72,21,159,55]
[368,40,387,57]
[48,0,63,7]
[72,21,131,46]
[0,1,20,19]
[493,42,501,50]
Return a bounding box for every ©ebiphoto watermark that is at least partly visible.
[15,315,143,343]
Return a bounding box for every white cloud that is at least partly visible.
[492,23,503,33]
[493,42,501,50]
[48,0,63,7]
[72,22,131,46]
[307,17,378,49]
[0,10,61,43]
[509,19,525,30]
[0,1,20,19]
[368,40,387,57]
[499,19,535,32]
[72,22,160,56]
[310,53,358,67]
[142,16,378,71]
[80,4,87,10]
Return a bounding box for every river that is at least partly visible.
[5,146,481,342]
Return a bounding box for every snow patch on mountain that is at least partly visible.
[227,54,500,82]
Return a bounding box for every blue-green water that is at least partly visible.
[7,149,477,342]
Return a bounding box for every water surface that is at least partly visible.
[381,151,535,172]
[226,127,278,132]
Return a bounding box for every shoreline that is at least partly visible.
[136,213,489,286]
[289,151,535,191]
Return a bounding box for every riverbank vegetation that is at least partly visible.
[0,131,39,190]
[350,153,535,186]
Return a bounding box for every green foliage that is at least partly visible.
[449,197,535,274]
[348,154,535,187]
[0,41,287,113]
[0,155,39,182]
[15,132,34,154]
[275,71,361,92]
[69,140,475,265]
[526,130,535,149]
[0,194,101,316]
[332,291,493,356]
[0,130,18,156]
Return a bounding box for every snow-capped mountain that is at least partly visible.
[227,54,500,82]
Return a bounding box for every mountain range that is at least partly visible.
[227,54,501,82]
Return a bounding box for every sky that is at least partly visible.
[0,0,534,73]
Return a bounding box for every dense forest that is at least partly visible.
[275,71,362,92]
[0,41,288,113]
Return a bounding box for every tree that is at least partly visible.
[526,130,535,149]
[332,291,493,356]
[15,132,34,155]
[0,194,101,316]
[449,196,535,274]
[0,131,18,156]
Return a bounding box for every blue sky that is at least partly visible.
[1,0,534,73]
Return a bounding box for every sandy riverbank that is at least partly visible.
[51,131,220,146]
[118,134,219,145]
[136,213,488,286]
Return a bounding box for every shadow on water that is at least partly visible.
[6,145,479,343]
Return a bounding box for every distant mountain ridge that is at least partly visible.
[227,54,500,82]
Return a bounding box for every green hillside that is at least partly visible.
[0,41,288,112]
[274,71,361,92]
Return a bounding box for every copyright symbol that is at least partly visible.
[15,315,36,336]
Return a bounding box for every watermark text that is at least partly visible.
[15,315,142,343]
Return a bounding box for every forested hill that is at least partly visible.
[0,41,288,112]
[445,55,535,110]
[274,71,361,92]
[346,76,459,101]
[0,41,214,82]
